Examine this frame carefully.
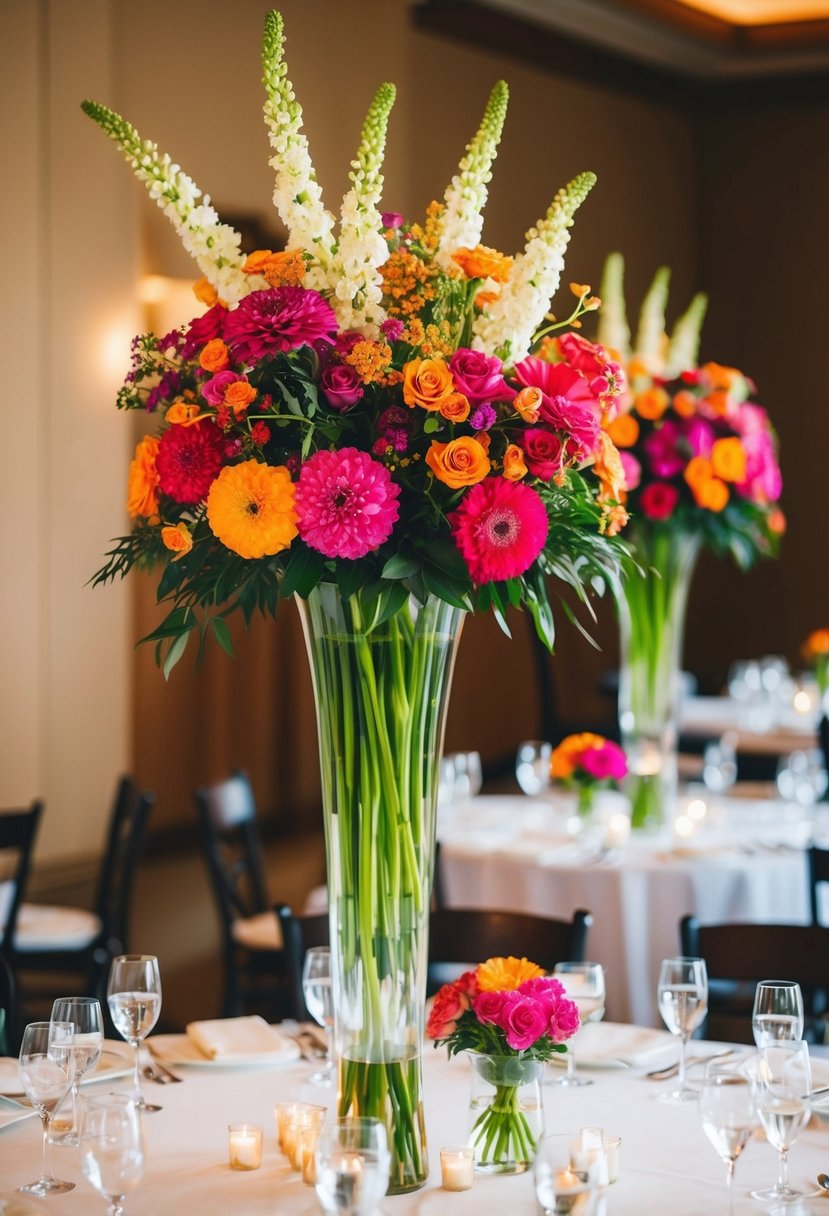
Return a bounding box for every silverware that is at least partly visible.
[645,1047,734,1081]
[142,1049,182,1084]
[816,1172,829,1191]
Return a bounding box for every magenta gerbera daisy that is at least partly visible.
[223,287,338,364]
[156,419,225,504]
[449,477,548,584]
[295,447,400,559]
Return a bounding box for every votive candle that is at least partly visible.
[440,1145,474,1191]
[228,1122,263,1170]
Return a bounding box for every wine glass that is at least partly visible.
[656,956,708,1103]
[533,1131,604,1215]
[702,732,738,794]
[699,1060,757,1216]
[50,996,104,1145]
[751,1040,812,1203]
[776,749,828,805]
[315,1116,390,1216]
[17,1020,76,1196]
[516,740,552,796]
[752,981,805,1047]
[550,962,605,1087]
[302,946,334,1085]
[80,1093,144,1215]
[107,954,162,1113]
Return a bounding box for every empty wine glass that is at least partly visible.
[657,956,708,1103]
[516,740,552,796]
[315,1116,390,1216]
[776,749,828,805]
[533,1131,604,1215]
[702,732,738,794]
[80,1093,144,1215]
[550,962,605,1087]
[699,1060,757,1216]
[17,1020,76,1196]
[752,981,805,1047]
[751,1040,812,1204]
[107,954,162,1113]
[302,946,334,1085]
[50,996,104,1145]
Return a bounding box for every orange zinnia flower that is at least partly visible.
[606,411,639,449]
[127,435,160,519]
[476,956,544,992]
[711,437,747,483]
[692,476,729,512]
[684,455,714,489]
[551,732,606,779]
[206,461,298,559]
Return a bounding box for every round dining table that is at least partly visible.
[438,791,820,1026]
[1,1029,828,1214]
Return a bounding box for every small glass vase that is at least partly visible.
[467,1052,544,1174]
[617,528,700,831]
[576,783,596,824]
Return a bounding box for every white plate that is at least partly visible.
[0,1045,132,1097]
[547,1022,679,1071]
[150,1032,300,1068]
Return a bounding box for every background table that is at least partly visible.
[1,1034,827,1213]
[438,792,818,1025]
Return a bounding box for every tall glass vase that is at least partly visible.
[297,583,465,1194]
[616,529,700,830]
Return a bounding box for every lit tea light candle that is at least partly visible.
[440,1145,474,1191]
[675,813,694,838]
[228,1122,263,1171]
[605,812,630,850]
[570,1126,608,1186]
[687,797,707,821]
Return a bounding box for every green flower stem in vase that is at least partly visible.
[617,528,700,830]
[297,584,465,1195]
[576,783,596,821]
[467,1052,543,1173]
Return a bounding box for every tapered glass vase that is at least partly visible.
[617,529,700,830]
[297,583,465,1194]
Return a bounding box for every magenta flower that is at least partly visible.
[181,303,228,359]
[580,741,627,781]
[521,428,565,481]
[449,349,514,405]
[548,998,581,1043]
[555,332,626,413]
[472,990,511,1026]
[334,330,364,357]
[201,369,245,408]
[380,317,404,343]
[620,451,641,491]
[640,481,680,521]
[295,448,400,559]
[320,362,364,412]
[469,403,497,431]
[499,992,549,1051]
[739,429,783,502]
[224,287,337,363]
[683,416,715,459]
[450,477,548,585]
[643,420,684,479]
[381,211,404,229]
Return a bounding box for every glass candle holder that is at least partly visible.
[570,1126,608,1187]
[228,1122,263,1171]
[299,1108,328,1184]
[275,1101,298,1156]
[284,1103,327,1172]
[440,1145,474,1191]
[603,1135,621,1184]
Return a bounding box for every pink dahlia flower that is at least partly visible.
[156,419,225,504]
[224,287,337,364]
[450,477,548,585]
[295,447,400,559]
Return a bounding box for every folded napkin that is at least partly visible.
[568,1021,678,1069]
[185,1015,290,1060]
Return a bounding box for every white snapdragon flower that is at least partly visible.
[597,252,632,362]
[665,291,708,378]
[436,81,508,265]
[634,265,671,375]
[81,101,250,305]
[472,172,596,362]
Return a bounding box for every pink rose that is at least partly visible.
[521,428,565,480]
[449,349,514,405]
[620,451,641,491]
[548,997,581,1043]
[580,741,627,781]
[201,369,243,407]
[500,992,549,1051]
[426,981,471,1040]
[321,362,364,412]
[472,990,510,1025]
[640,481,680,521]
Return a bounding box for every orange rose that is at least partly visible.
[161,523,193,561]
[403,358,455,411]
[704,389,731,416]
[199,339,230,373]
[426,437,491,488]
[711,437,747,483]
[606,411,639,448]
[684,455,714,489]
[502,444,527,481]
[193,276,218,306]
[475,431,492,455]
[634,387,669,420]
[165,400,202,426]
[224,379,257,417]
[672,389,698,418]
[692,476,729,512]
[439,391,471,423]
[451,245,513,283]
[513,386,543,423]
[127,435,160,519]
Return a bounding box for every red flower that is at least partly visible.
[640,481,680,521]
[156,420,225,504]
[426,981,472,1040]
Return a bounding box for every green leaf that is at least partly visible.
[372,581,410,627]
[423,416,440,434]
[280,543,326,599]
[211,615,235,658]
[162,631,190,680]
[336,559,374,601]
[381,553,420,580]
[420,538,471,583]
[142,606,194,643]
[421,563,473,610]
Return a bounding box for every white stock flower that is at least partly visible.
[437,81,508,265]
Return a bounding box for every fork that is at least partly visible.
[645,1047,735,1081]
[142,1048,182,1083]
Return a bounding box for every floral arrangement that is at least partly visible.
[550,732,627,815]
[597,254,784,563]
[83,10,628,674]
[803,630,829,700]
[427,956,579,1167]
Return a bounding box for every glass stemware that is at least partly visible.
[699,1060,757,1216]
[752,1040,812,1204]
[752,981,805,1048]
[302,946,334,1085]
[314,1116,390,1216]
[550,962,605,1088]
[516,740,552,796]
[657,956,708,1103]
[50,996,104,1145]
[702,732,738,794]
[107,954,162,1113]
[80,1093,144,1215]
[17,1020,76,1196]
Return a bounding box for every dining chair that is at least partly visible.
[680,915,829,1043]
[196,771,290,1019]
[0,801,44,961]
[807,844,829,926]
[276,903,330,1021]
[0,952,20,1055]
[11,778,155,1006]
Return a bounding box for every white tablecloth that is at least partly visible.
[438,794,816,1026]
[680,694,818,754]
[1,1033,827,1213]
